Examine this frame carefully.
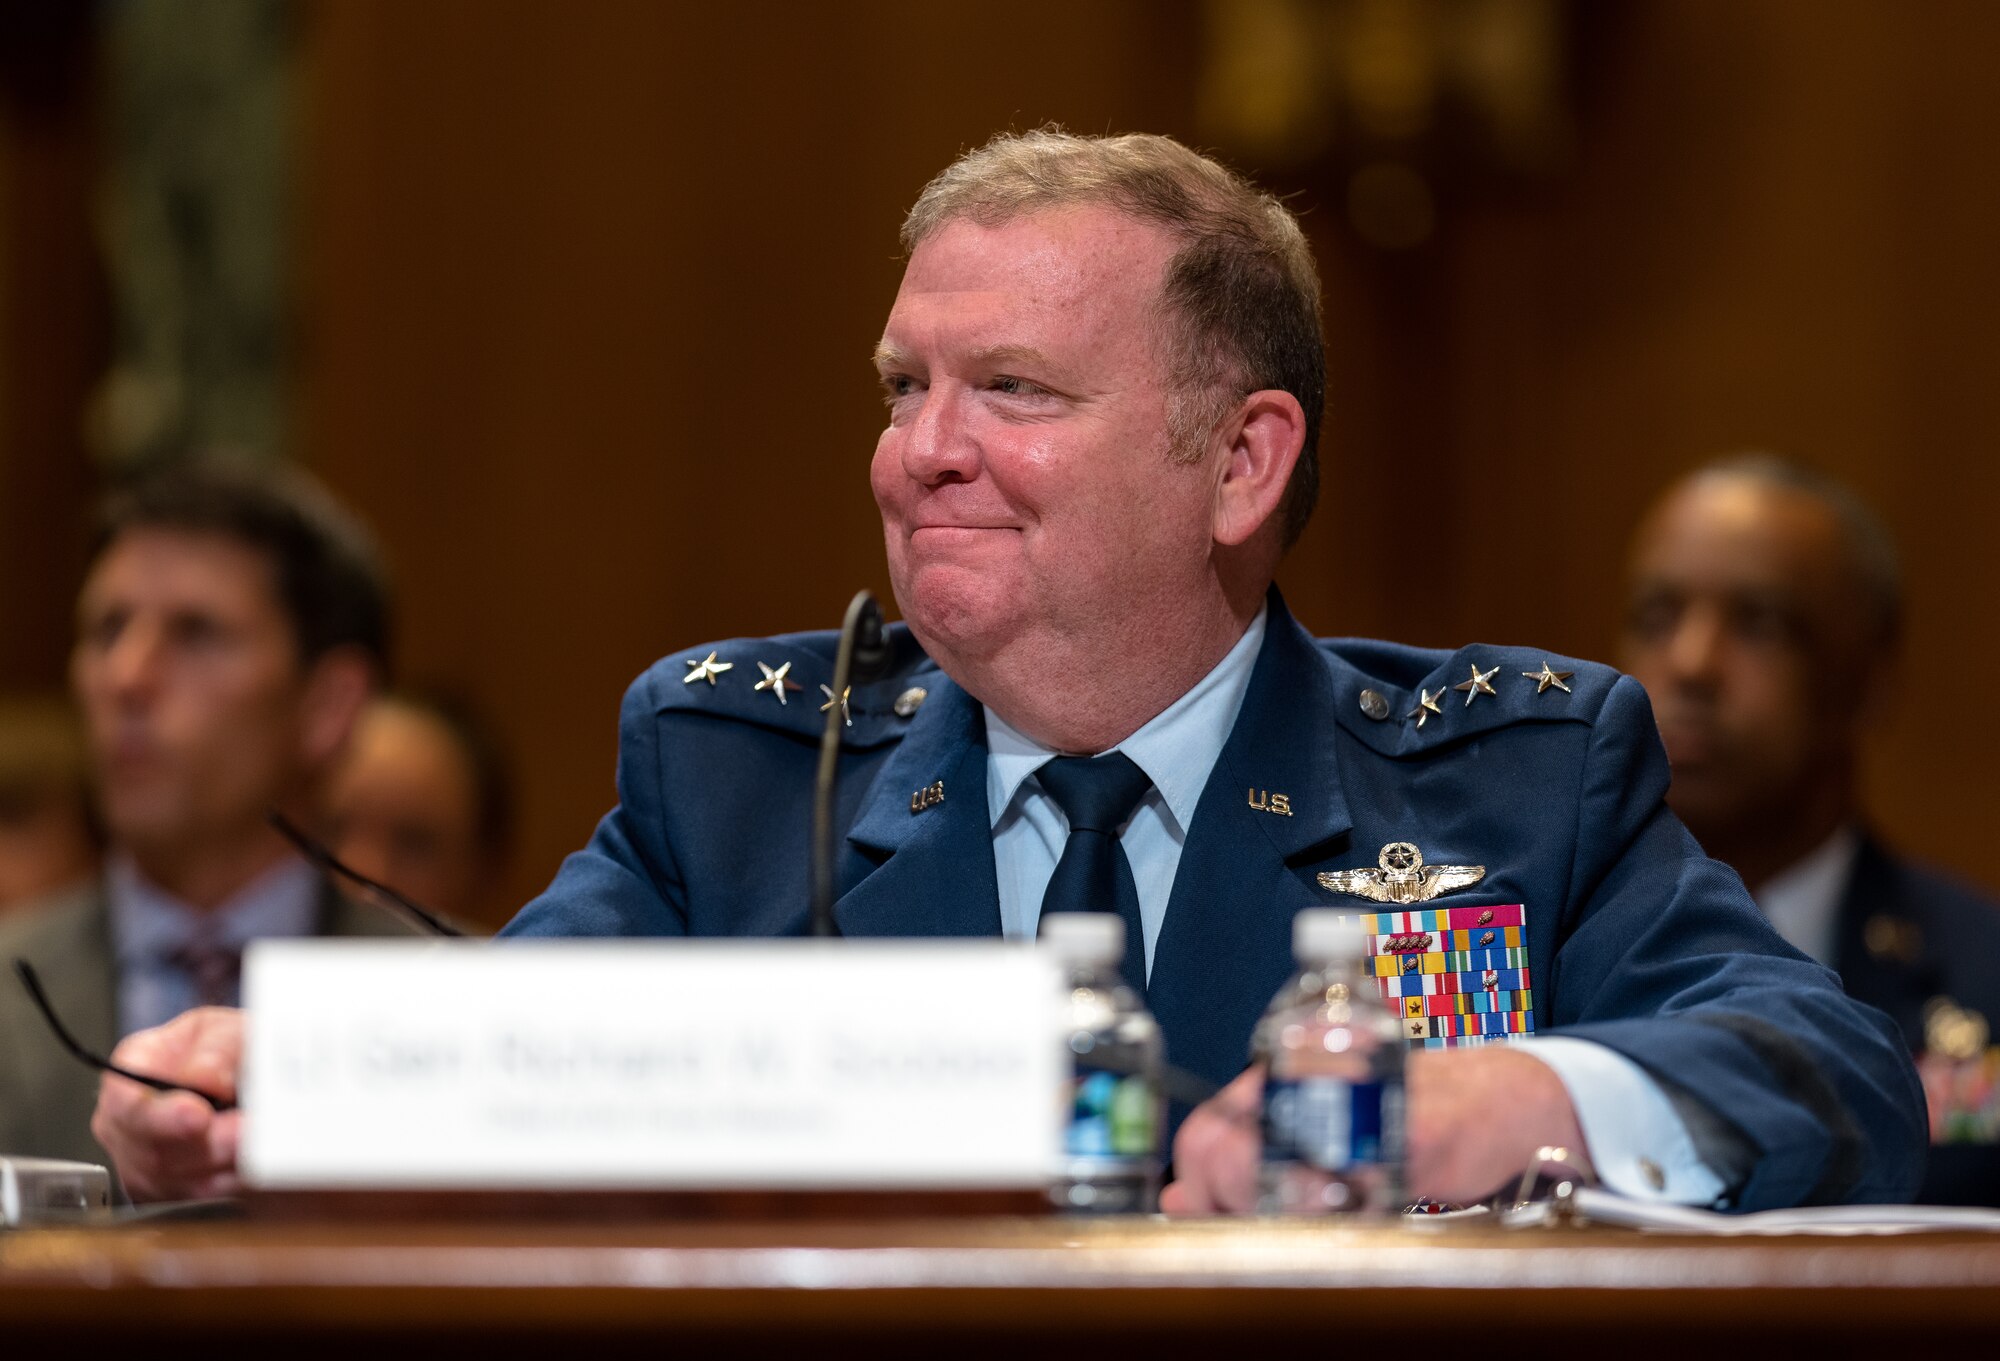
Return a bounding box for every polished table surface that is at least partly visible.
[5,1214,2000,1353]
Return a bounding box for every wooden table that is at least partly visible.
[5,1215,1999,1354]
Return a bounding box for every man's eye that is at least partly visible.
[166,617,225,649]
[81,613,124,650]
[880,373,918,404]
[991,375,1043,397]
[1624,597,1679,642]
[1729,604,1796,646]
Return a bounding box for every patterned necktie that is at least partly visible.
[168,926,242,1009]
[1035,752,1153,994]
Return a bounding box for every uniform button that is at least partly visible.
[893,686,928,717]
[1638,1158,1665,1192]
[1357,689,1390,721]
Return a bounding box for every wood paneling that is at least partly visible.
[0,7,104,689]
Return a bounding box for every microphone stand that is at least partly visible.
[810,591,886,937]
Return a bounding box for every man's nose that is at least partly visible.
[1664,607,1725,688]
[899,385,980,486]
[97,624,164,702]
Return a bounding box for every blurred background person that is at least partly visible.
[1621,455,2000,1203]
[0,460,428,1169]
[0,694,101,917]
[321,690,513,929]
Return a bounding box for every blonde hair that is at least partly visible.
[903,129,1325,548]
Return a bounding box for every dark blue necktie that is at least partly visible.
[1035,752,1153,995]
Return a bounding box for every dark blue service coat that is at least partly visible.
[1834,836,2000,1206]
[504,590,1926,1210]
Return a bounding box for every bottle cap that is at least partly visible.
[1039,912,1124,966]
[1293,909,1366,963]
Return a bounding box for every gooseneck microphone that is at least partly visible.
[810,590,889,938]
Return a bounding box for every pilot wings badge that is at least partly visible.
[1317,841,1486,905]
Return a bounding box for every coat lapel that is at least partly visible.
[40,885,120,1059]
[10,885,121,1164]
[835,674,1002,938]
[1149,591,1355,1093]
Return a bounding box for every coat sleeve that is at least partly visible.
[1546,675,1926,1208]
[500,667,690,939]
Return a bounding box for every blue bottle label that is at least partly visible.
[1262,1076,1391,1170]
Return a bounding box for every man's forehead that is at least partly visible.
[897,208,1173,299]
[83,527,281,611]
[1633,479,1853,597]
[879,208,1176,361]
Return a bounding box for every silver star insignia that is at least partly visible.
[819,684,851,726]
[1408,686,1445,728]
[682,651,733,686]
[753,660,802,705]
[1317,841,1487,905]
[1453,663,1499,707]
[1524,660,1574,695]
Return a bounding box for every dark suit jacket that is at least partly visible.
[0,874,417,1170]
[1831,834,2000,1205]
[505,589,1926,1209]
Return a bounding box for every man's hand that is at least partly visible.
[90,1006,246,1203]
[1162,1048,1591,1214]
[1160,1067,1263,1214]
[1406,1046,1590,1203]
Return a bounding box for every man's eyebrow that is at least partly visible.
[966,343,1054,370]
[870,342,1059,372]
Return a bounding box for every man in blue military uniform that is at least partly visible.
[91,130,1924,1211]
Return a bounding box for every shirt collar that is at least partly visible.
[109,851,324,967]
[1752,824,1862,966]
[984,605,1268,834]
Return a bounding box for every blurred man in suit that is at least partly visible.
[1622,456,2000,1201]
[0,461,416,1169]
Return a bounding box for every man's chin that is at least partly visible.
[897,573,1023,669]
[99,793,195,854]
[1663,771,1763,846]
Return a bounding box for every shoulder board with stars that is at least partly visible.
[643,624,939,750]
[1318,640,1621,756]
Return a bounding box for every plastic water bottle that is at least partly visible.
[1041,912,1165,1213]
[1256,909,1405,1215]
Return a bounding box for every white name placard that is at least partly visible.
[239,940,1066,1189]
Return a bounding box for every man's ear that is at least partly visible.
[297,645,377,774]
[1210,389,1306,548]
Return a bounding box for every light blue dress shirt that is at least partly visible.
[108,852,321,1036]
[982,605,1725,1206]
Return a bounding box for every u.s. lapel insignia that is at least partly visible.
[910,780,945,814]
[1317,841,1486,904]
[1247,788,1294,816]
[753,660,803,705]
[682,651,733,685]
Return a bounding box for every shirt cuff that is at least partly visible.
[1516,1035,1727,1206]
